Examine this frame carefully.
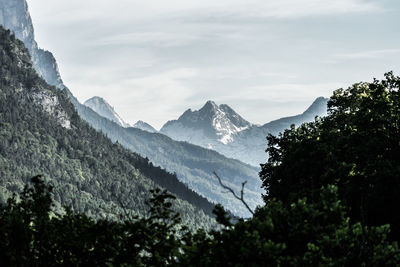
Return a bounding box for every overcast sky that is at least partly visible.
[27,0,400,129]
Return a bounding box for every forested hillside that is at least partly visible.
[0,26,215,226]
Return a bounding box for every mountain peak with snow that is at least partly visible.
[161,100,251,145]
[84,96,130,127]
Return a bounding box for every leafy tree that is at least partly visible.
[261,72,400,240]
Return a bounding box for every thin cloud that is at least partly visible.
[335,49,400,60]
[93,32,200,48]
[245,0,382,18]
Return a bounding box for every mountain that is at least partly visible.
[0,26,217,227]
[161,101,252,145]
[160,98,328,166]
[0,0,262,217]
[133,120,157,133]
[84,96,130,128]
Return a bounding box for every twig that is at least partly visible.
[213,171,254,216]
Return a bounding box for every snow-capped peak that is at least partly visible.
[161,100,251,144]
[84,96,130,127]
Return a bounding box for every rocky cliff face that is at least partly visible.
[0,0,64,88]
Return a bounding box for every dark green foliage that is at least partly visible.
[0,25,214,226]
[0,176,186,266]
[260,72,400,239]
[3,178,398,266]
[180,185,399,266]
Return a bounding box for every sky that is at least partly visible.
[27,0,400,129]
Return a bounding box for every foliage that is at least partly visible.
[260,72,400,239]
[180,185,399,266]
[0,176,187,266]
[2,178,398,266]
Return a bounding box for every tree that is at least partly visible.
[260,72,400,240]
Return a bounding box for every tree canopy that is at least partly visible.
[261,72,400,240]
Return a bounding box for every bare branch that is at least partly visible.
[213,171,254,216]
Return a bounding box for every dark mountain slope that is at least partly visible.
[0,26,215,226]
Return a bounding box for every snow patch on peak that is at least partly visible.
[209,102,251,144]
[161,100,251,145]
[213,108,250,144]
